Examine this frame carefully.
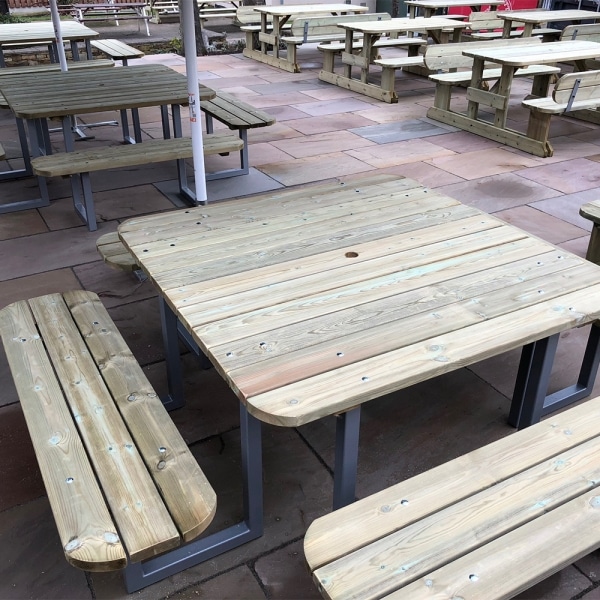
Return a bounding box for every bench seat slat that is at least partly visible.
[305,395,600,600]
[65,290,217,541]
[312,434,600,599]
[201,91,275,129]
[30,133,244,178]
[0,299,127,572]
[393,490,600,599]
[28,293,181,563]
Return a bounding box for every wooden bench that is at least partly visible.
[280,13,391,67]
[426,37,560,119]
[560,23,600,71]
[0,290,216,590]
[200,90,276,180]
[373,37,558,105]
[580,200,600,265]
[0,59,116,182]
[462,10,561,42]
[96,230,143,275]
[90,39,144,65]
[318,36,426,79]
[305,394,600,599]
[30,133,244,231]
[523,70,600,157]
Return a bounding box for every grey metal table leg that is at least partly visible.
[333,407,361,510]
[159,295,185,411]
[0,117,32,182]
[122,404,263,593]
[508,334,560,429]
[508,324,600,430]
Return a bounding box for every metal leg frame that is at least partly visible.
[0,118,50,214]
[0,117,32,182]
[333,407,361,510]
[203,114,251,181]
[508,323,600,429]
[122,403,263,593]
[124,297,264,592]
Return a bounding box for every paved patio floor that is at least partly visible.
[2,21,600,599]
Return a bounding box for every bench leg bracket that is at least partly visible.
[509,323,600,429]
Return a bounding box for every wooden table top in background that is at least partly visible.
[251,4,369,16]
[335,15,470,33]
[0,64,215,119]
[118,174,600,428]
[0,20,99,45]
[461,39,600,67]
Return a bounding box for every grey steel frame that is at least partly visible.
[17,103,170,230]
[121,296,264,593]
[146,298,600,591]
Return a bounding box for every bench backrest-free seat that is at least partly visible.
[305,394,600,599]
[0,290,217,572]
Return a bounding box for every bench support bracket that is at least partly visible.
[123,404,263,593]
[509,322,600,429]
[333,408,361,510]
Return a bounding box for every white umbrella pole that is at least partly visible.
[181,1,208,204]
[49,0,68,71]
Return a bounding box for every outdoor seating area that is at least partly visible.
[5,3,600,599]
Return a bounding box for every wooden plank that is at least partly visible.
[318,69,396,103]
[65,291,216,542]
[209,253,593,387]
[312,435,600,599]
[0,299,127,572]
[393,489,600,600]
[165,205,484,307]
[554,69,600,104]
[119,174,406,243]
[131,191,463,288]
[121,179,436,267]
[192,225,534,343]
[426,106,552,157]
[305,394,600,571]
[245,283,600,425]
[28,293,180,562]
[31,134,243,177]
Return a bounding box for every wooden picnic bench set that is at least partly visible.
[147,0,240,24]
[70,1,152,36]
[4,174,600,596]
[0,58,275,230]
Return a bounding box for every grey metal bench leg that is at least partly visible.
[159,295,186,411]
[0,117,50,213]
[123,404,263,592]
[508,323,600,429]
[333,407,361,510]
[0,117,32,181]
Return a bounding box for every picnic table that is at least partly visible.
[497,8,600,37]
[404,0,504,18]
[427,39,600,156]
[72,2,151,36]
[242,3,368,72]
[0,21,98,67]
[0,64,215,217]
[319,16,470,102]
[118,173,600,524]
